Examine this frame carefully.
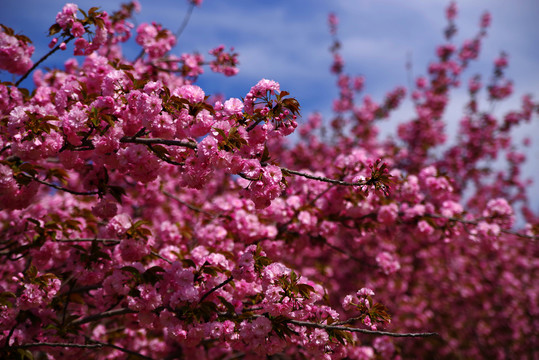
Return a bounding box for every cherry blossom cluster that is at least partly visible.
[209,45,239,77]
[0,1,538,359]
[0,25,34,75]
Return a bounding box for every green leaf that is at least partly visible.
[197,301,218,322]
[17,349,34,360]
[25,265,38,280]
[296,283,315,299]
[88,6,101,15]
[121,266,141,275]
[270,315,299,339]
[261,143,270,163]
[69,293,86,304]
[19,163,37,176]
[0,291,16,307]
[327,328,354,345]
[181,258,196,268]
[151,144,169,156]
[142,266,165,285]
[217,296,236,314]
[213,127,227,139]
[133,220,151,228]
[48,23,62,36]
[108,185,126,203]
[202,267,218,277]
[1,24,15,36]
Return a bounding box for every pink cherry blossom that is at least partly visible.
[0,2,536,359]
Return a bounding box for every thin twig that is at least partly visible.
[281,167,366,187]
[163,190,217,218]
[175,2,195,40]
[122,137,373,188]
[287,319,439,338]
[237,172,259,182]
[277,183,335,236]
[120,136,197,150]
[199,276,233,303]
[333,316,363,326]
[151,250,173,264]
[71,307,136,326]
[56,238,120,243]
[16,36,74,86]
[24,174,99,196]
[147,144,183,165]
[14,342,103,349]
[424,213,538,239]
[324,241,363,263]
[245,118,265,132]
[85,337,154,360]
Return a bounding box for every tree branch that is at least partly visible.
[120,136,197,150]
[16,36,74,86]
[199,276,233,303]
[14,342,103,349]
[175,2,195,40]
[85,337,154,360]
[24,174,99,196]
[424,213,539,239]
[56,238,120,243]
[71,307,136,326]
[151,250,173,264]
[280,167,367,187]
[120,137,375,188]
[163,190,218,218]
[287,319,439,338]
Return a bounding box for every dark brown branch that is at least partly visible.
[55,241,166,264]
[280,167,367,187]
[120,136,197,150]
[24,174,99,196]
[71,307,136,326]
[121,137,374,188]
[199,276,233,303]
[56,238,120,243]
[14,342,103,349]
[151,250,173,264]
[147,144,183,165]
[333,316,363,326]
[175,2,195,40]
[324,240,363,263]
[163,190,217,218]
[16,36,74,86]
[245,118,265,132]
[287,319,439,338]
[237,172,259,182]
[424,213,539,239]
[86,338,154,360]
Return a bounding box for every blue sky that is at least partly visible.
[1,0,538,210]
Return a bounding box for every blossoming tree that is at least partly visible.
[0,1,537,359]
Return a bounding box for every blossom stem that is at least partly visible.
[14,342,103,349]
[85,338,154,360]
[199,276,234,303]
[120,136,197,149]
[163,190,219,218]
[175,2,195,40]
[71,307,136,326]
[23,173,99,196]
[424,213,539,239]
[56,238,120,243]
[16,36,74,86]
[280,167,366,187]
[287,319,439,338]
